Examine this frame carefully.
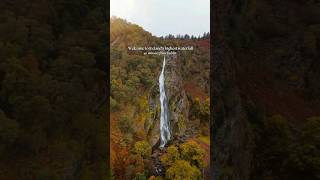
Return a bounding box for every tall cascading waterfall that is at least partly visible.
[159,55,170,148]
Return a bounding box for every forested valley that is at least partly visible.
[110,17,210,180]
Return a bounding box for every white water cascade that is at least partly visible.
[159,55,171,148]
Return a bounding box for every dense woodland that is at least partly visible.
[0,1,108,179]
[2,0,318,180]
[110,17,210,180]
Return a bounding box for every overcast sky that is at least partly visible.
[110,0,210,37]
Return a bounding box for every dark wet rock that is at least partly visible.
[150,148,166,177]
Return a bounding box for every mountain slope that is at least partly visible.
[212,0,320,179]
[110,18,210,179]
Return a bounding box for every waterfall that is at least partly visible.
[159,55,170,148]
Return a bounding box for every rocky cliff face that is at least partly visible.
[212,0,320,179]
[146,86,161,147]
[211,0,253,179]
[145,54,189,147]
[165,55,189,136]
[211,42,253,180]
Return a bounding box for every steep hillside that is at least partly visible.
[0,0,108,179]
[110,18,210,179]
[212,0,320,179]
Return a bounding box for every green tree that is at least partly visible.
[134,140,152,159]
[262,115,292,171]
[288,116,320,179]
[190,98,209,123]
[160,145,180,166]
[165,160,201,180]
[180,140,206,168]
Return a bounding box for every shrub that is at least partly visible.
[134,173,147,180]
